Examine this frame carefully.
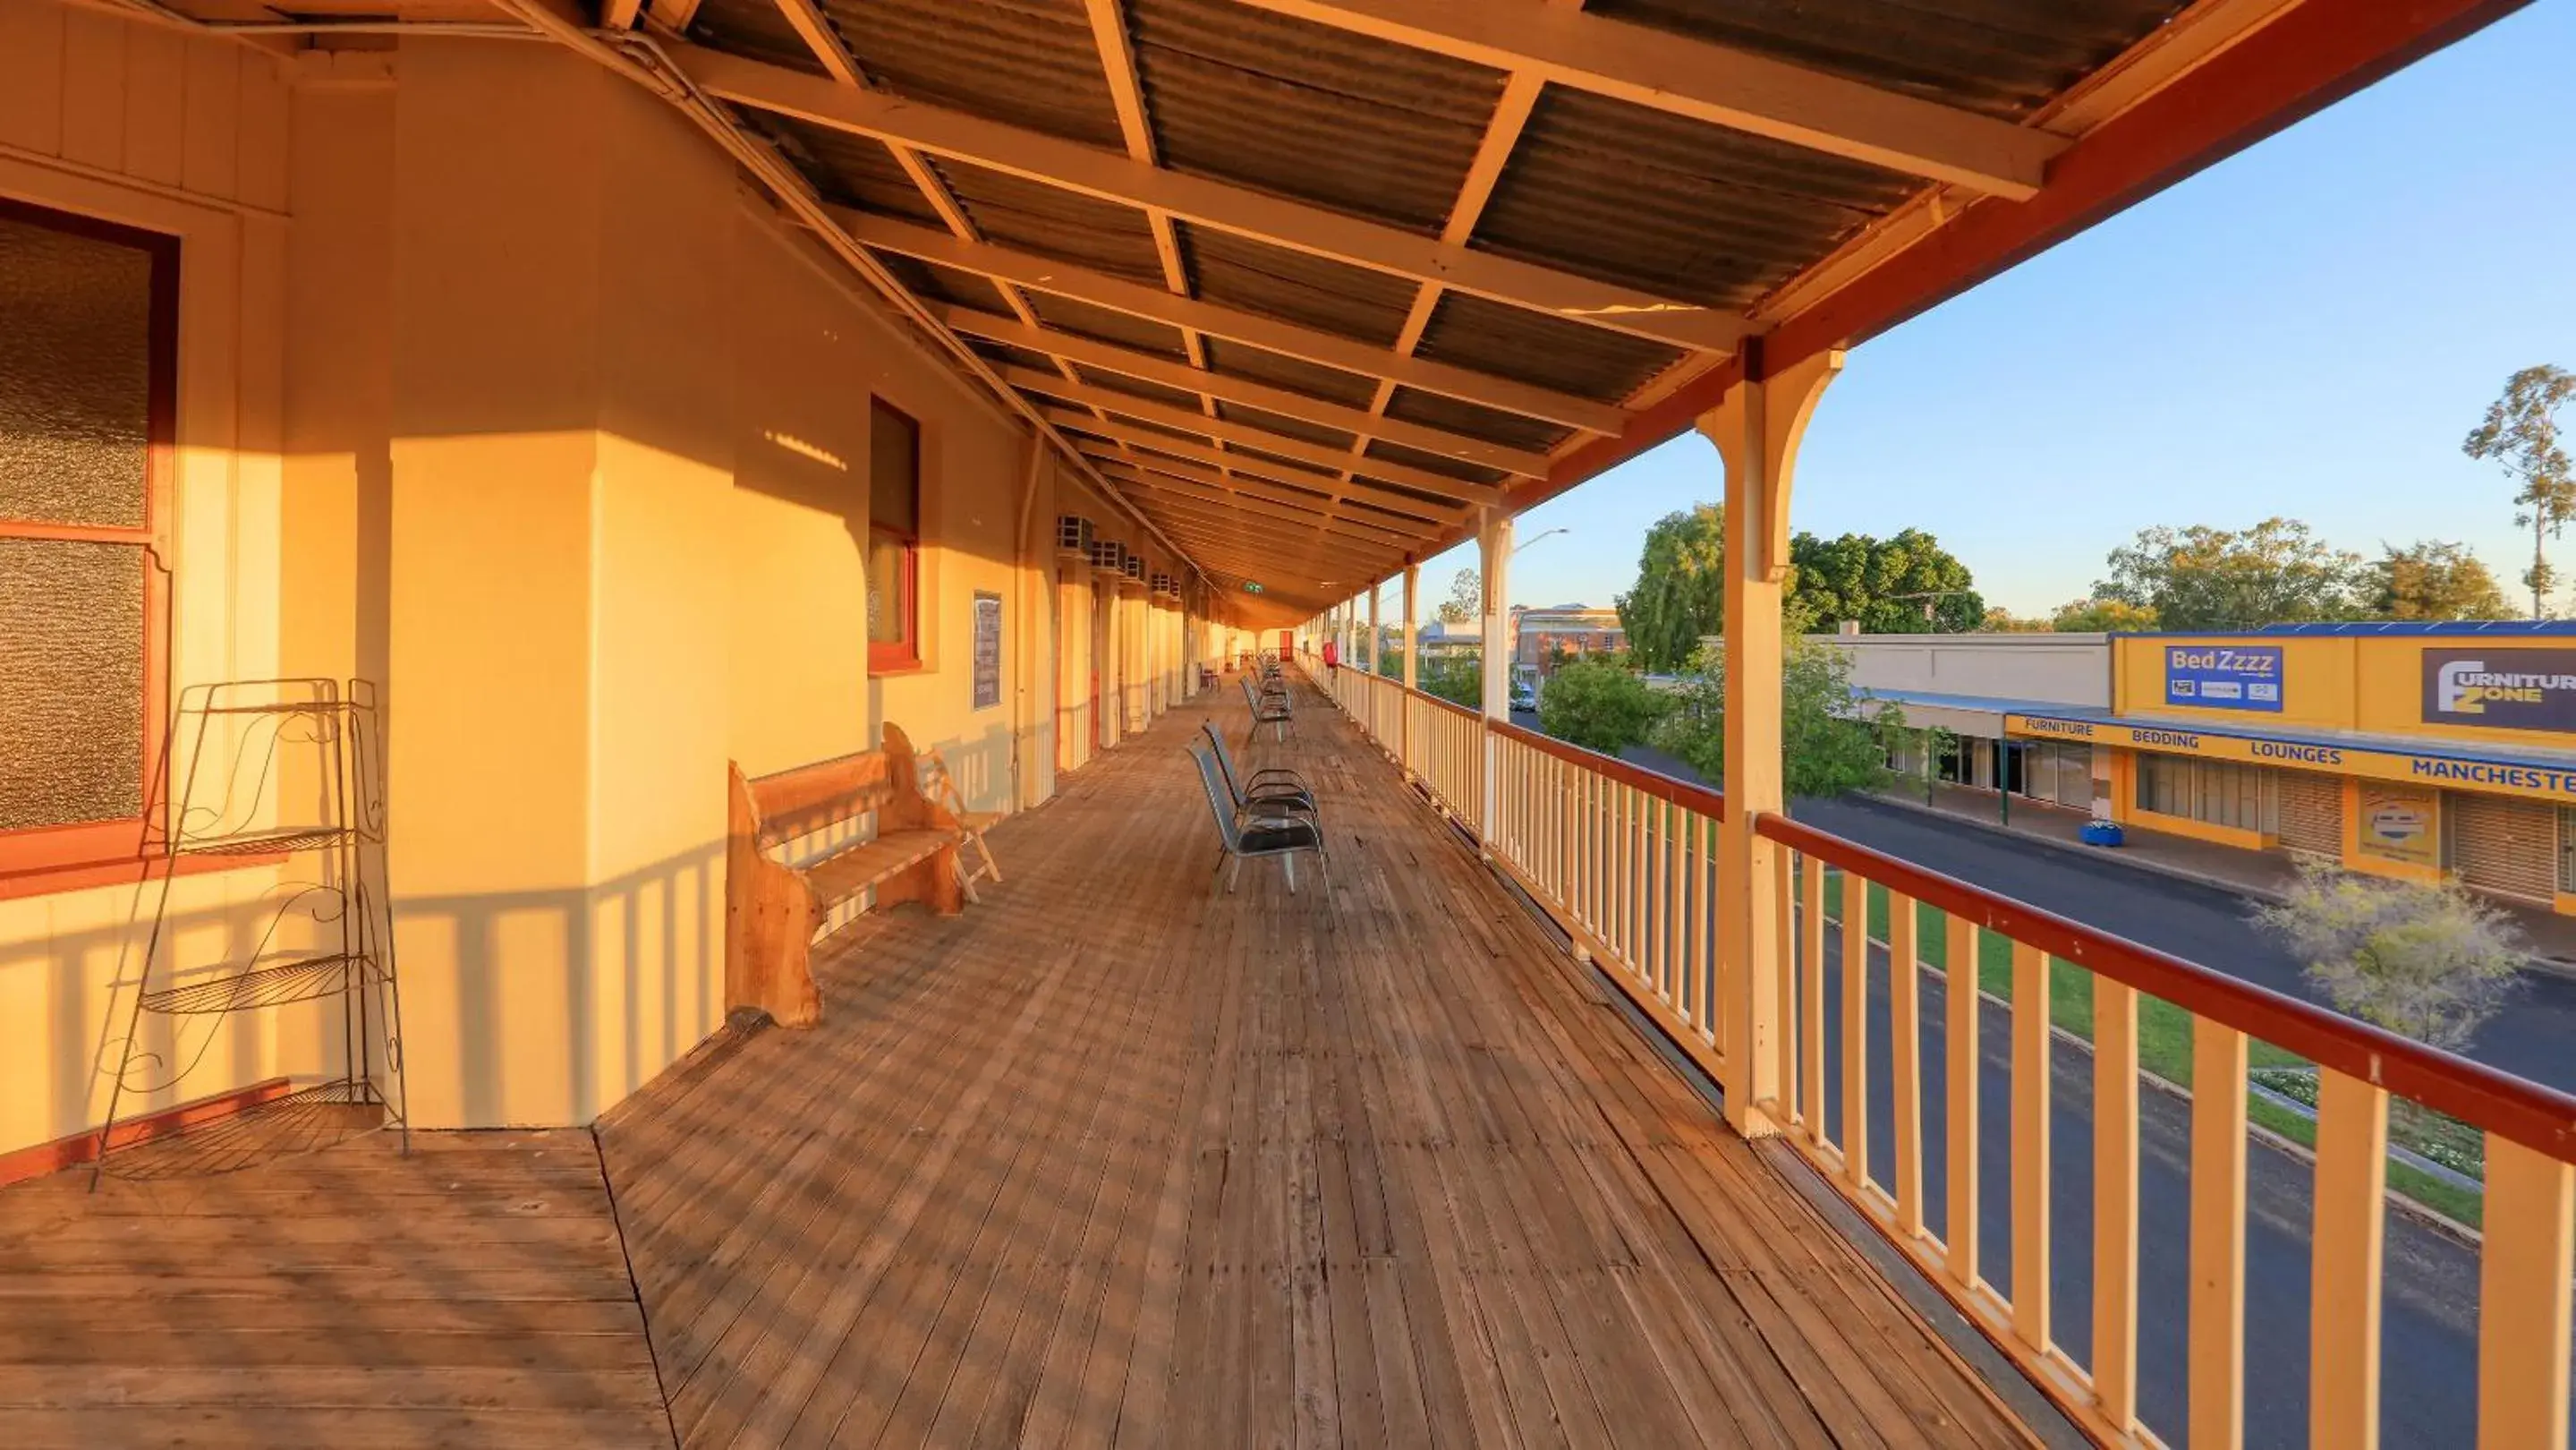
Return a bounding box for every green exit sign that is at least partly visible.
[1242,581,1264,593]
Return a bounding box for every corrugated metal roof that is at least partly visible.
[1475,89,1916,311]
[1383,387,1571,455]
[1413,291,1684,406]
[1068,363,1203,411]
[1587,0,2193,122]
[1222,443,1342,480]
[1203,337,1378,410]
[1177,225,1418,349]
[688,0,828,77]
[745,112,945,226]
[1094,408,1207,442]
[873,252,1015,314]
[970,338,1068,374]
[1024,293,1191,360]
[1364,439,1507,489]
[1126,0,1502,234]
[818,0,1124,149]
[1215,401,1356,452]
[928,158,1168,284]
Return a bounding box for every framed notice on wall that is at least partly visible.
[972,592,1003,711]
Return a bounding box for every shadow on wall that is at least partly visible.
[4,837,727,1154]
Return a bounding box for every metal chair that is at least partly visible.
[1240,675,1293,743]
[1201,721,1316,816]
[1188,746,1330,898]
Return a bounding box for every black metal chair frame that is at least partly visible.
[1200,721,1316,817]
[1188,746,1330,898]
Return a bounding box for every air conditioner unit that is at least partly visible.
[1150,572,1172,594]
[1122,552,1145,581]
[1090,539,1123,571]
[1056,514,1094,558]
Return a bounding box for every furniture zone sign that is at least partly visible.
[2425,649,2576,733]
[2164,644,2283,712]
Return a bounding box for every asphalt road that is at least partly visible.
[1502,711,2547,1446]
[1508,710,2576,1095]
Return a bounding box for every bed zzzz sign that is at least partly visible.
[2164,644,2283,712]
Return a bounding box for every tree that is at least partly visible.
[1615,505,1726,671]
[2368,540,2511,621]
[1982,607,2052,633]
[2254,861,2523,1054]
[1537,659,1668,755]
[1788,528,1984,633]
[1435,567,1481,626]
[1419,657,1480,709]
[1654,635,1907,798]
[2094,518,2363,630]
[2049,597,2160,633]
[2462,365,2576,618]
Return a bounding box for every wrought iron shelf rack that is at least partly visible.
[93,678,408,1185]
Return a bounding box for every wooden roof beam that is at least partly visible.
[1232,0,2065,198]
[1111,481,1411,553]
[830,209,1624,433]
[1013,374,1486,506]
[1077,446,1452,542]
[1082,448,1451,539]
[948,310,1544,478]
[1143,518,1399,576]
[667,38,1749,354]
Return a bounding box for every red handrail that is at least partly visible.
[1488,720,1728,823]
[1756,810,2576,1164]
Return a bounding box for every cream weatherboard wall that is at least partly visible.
[0,16,1141,1160]
[0,1,324,1161]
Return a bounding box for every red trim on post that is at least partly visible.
[0,1078,294,1189]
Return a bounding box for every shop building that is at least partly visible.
[1830,624,2576,915]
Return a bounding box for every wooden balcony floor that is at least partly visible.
[603,680,2029,1448]
[0,679,2029,1448]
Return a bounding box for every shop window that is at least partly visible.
[866,399,922,671]
[0,200,176,884]
[2136,755,2277,835]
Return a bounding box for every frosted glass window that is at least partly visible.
[0,538,147,832]
[0,211,155,529]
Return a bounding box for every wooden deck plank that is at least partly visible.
[0,679,2033,1450]
[0,1129,669,1448]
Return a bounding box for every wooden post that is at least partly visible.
[1477,510,1513,837]
[1699,344,1841,1137]
[1367,581,1382,675]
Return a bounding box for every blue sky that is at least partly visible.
[1378,3,2576,625]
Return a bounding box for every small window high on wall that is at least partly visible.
[867,399,921,672]
[0,198,177,891]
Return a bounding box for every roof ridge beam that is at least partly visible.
[947,308,1545,477]
[831,208,1625,433]
[667,38,1748,354]
[1231,0,2064,198]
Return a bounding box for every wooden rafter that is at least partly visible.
[1142,519,1398,576]
[1080,447,1453,537]
[668,39,1749,355]
[1113,482,1410,554]
[948,311,1543,477]
[1011,373,1493,504]
[769,0,1092,401]
[829,209,1624,433]
[1229,0,2062,198]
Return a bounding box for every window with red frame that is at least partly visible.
[866,399,922,671]
[0,197,177,891]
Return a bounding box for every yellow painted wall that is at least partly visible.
[0,1,322,1158]
[2,20,1133,1156]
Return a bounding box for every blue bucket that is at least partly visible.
[2080,821,2125,848]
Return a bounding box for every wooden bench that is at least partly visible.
[726,722,965,1028]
